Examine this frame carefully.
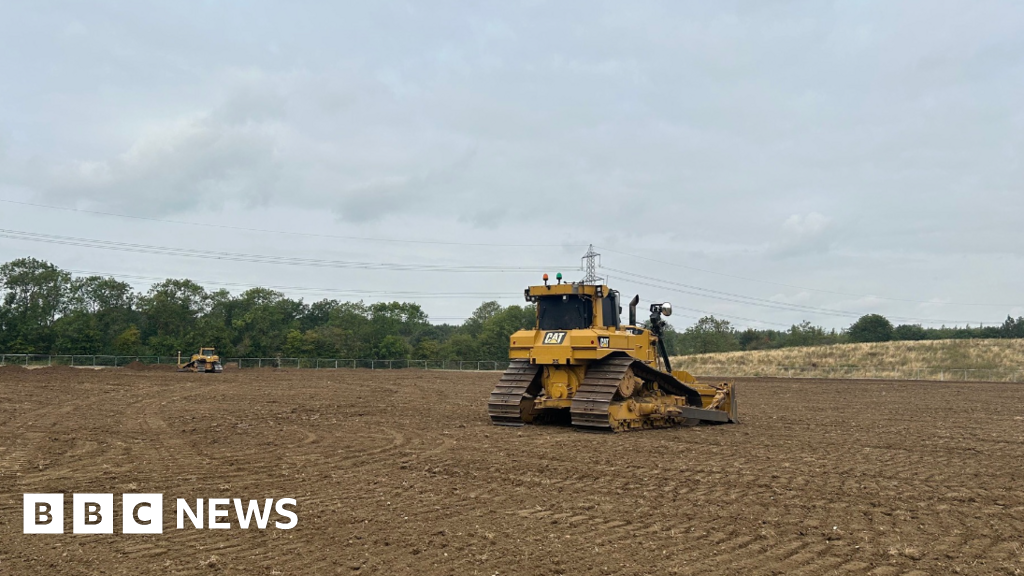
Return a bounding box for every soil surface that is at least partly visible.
[0,367,1023,575]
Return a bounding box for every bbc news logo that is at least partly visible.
[23,494,298,534]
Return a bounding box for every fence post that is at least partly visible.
[48,355,52,367]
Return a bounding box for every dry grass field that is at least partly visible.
[1,365,1024,575]
[674,338,1024,381]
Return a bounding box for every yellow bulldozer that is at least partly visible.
[488,274,737,431]
[178,347,224,373]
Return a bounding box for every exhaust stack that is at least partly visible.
[628,295,640,326]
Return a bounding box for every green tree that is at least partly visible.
[0,257,72,352]
[375,334,411,359]
[462,301,504,337]
[1001,316,1024,339]
[194,289,237,356]
[438,333,481,360]
[114,326,144,356]
[368,301,428,342]
[327,302,373,358]
[229,288,303,357]
[68,275,139,351]
[477,304,535,360]
[138,279,210,352]
[301,299,339,331]
[412,338,441,360]
[785,321,832,348]
[283,329,311,358]
[737,328,782,350]
[893,324,928,341]
[679,316,739,354]
[52,310,102,354]
[847,314,894,343]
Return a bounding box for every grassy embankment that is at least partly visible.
[673,339,1024,382]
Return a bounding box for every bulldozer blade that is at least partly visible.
[667,406,732,424]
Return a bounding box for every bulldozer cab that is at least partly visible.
[537,294,591,329]
[200,348,216,358]
[527,282,622,331]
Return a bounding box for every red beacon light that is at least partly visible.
[542,273,549,287]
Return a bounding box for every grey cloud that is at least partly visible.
[333,146,479,223]
[1,1,1023,328]
[769,213,837,259]
[28,111,284,214]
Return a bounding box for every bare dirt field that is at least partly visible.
[1,367,1023,575]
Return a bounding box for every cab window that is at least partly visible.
[537,295,592,330]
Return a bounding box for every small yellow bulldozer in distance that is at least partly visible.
[488,274,737,431]
[178,347,224,373]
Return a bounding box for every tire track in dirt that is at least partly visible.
[3,370,1024,575]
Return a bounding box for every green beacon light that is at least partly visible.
[556,272,562,284]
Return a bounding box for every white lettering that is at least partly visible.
[124,494,163,534]
[233,499,273,529]
[177,498,203,529]
[23,494,64,534]
[274,498,298,529]
[208,498,231,529]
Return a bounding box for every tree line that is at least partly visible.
[0,258,533,359]
[2,257,1021,359]
[662,312,1024,355]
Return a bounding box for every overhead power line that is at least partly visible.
[0,229,574,273]
[0,198,588,249]
[614,280,791,328]
[597,245,1018,308]
[613,270,997,326]
[606,266,868,316]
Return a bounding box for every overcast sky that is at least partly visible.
[1,1,1022,329]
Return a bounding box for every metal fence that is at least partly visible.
[231,358,509,371]
[1,354,1020,381]
[0,354,510,372]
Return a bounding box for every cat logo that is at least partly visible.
[542,332,567,345]
[598,337,610,348]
